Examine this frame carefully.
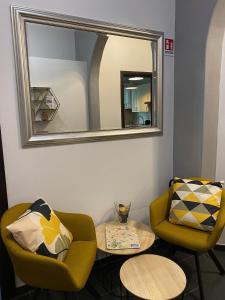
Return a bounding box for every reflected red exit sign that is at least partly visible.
[165,38,174,56]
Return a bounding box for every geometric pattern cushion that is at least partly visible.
[169,178,223,232]
[7,199,73,261]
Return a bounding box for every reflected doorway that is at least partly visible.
[121,71,152,128]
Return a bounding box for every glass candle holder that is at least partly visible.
[114,202,131,224]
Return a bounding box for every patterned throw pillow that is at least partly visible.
[169,178,224,231]
[7,199,73,261]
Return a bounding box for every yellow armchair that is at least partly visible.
[1,203,97,296]
[150,178,225,300]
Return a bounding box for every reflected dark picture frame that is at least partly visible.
[120,71,153,128]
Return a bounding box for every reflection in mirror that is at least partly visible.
[25,22,155,134]
[11,6,163,146]
[26,23,96,134]
[121,72,152,128]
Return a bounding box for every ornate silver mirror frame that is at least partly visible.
[11,6,163,147]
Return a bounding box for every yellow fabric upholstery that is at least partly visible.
[150,178,225,253]
[1,203,97,291]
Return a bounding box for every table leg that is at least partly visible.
[126,288,129,299]
[180,291,184,300]
[121,284,129,300]
[119,281,123,299]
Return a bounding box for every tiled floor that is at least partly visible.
[11,244,225,300]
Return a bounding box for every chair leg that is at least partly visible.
[208,249,225,275]
[194,253,205,300]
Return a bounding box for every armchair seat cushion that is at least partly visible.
[64,240,97,290]
[154,220,211,252]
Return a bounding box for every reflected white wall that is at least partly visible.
[26,23,76,60]
[99,36,152,129]
[29,57,89,133]
[27,23,89,132]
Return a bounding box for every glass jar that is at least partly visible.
[114,202,131,224]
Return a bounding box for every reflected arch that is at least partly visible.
[89,34,108,130]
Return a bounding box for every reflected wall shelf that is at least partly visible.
[30,87,60,122]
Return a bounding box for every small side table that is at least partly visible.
[96,219,155,255]
[120,254,186,300]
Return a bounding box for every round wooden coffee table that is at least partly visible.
[120,254,186,300]
[96,220,155,255]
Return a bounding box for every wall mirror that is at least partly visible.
[11,6,163,147]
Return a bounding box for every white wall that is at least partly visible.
[0,0,175,226]
[174,0,216,178]
[216,35,225,182]
[201,0,225,244]
[99,36,152,129]
[215,29,225,244]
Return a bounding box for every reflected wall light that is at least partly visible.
[125,87,137,90]
[128,77,144,81]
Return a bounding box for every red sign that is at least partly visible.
[165,38,174,55]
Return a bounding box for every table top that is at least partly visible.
[95,219,155,255]
[120,254,186,300]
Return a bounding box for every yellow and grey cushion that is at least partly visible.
[7,199,73,261]
[169,178,223,231]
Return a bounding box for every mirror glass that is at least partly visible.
[25,22,156,134]
[11,6,163,146]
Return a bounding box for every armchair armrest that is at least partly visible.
[208,190,225,248]
[149,188,172,229]
[9,242,76,290]
[1,218,78,291]
[55,211,96,242]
